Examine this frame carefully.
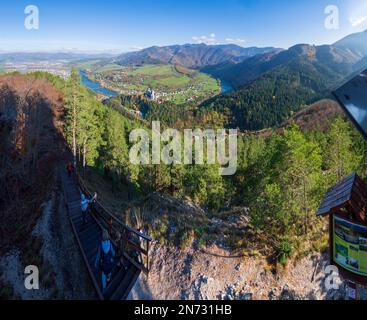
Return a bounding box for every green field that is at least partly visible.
[75,60,124,73]
[95,63,124,73]
[129,64,174,77]
[74,60,102,70]
[93,64,220,104]
[128,64,197,88]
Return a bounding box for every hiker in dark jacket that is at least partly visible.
[95,229,116,290]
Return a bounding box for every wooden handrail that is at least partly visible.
[92,203,149,256]
[75,171,152,273]
[77,173,152,241]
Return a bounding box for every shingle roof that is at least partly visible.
[317,173,367,224]
[317,173,356,216]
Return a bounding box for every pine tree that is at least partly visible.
[77,96,105,175]
[279,125,322,235]
[323,117,359,184]
[251,125,322,237]
[64,69,82,168]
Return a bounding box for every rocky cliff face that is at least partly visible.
[128,242,349,300]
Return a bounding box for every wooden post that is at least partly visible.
[109,217,113,235]
[329,214,334,266]
[146,240,150,273]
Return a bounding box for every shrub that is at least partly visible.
[276,239,294,265]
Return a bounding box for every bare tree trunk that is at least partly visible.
[304,180,308,235]
[83,139,87,178]
[72,93,77,170]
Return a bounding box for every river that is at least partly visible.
[79,70,120,97]
[220,79,235,94]
[80,69,234,99]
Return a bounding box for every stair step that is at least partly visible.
[82,236,100,255]
[103,267,128,300]
[79,222,100,238]
[68,202,81,211]
[122,266,141,300]
[69,212,82,222]
[61,165,145,301]
[110,265,139,300]
[74,218,94,231]
[86,248,98,267]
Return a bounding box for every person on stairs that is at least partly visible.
[66,162,74,177]
[80,193,97,225]
[95,229,116,290]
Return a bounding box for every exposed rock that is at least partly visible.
[128,243,352,301]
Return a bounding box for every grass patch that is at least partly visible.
[92,63,220,105]
[95,63,124,73]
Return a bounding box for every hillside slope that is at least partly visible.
[334,29,367,58]
[203,43,361,89]
[0,75,65,253]
[0,75,96,299]
[199,42,365,131]
[116,44,280,68]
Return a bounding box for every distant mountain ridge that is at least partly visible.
[203,42,364,89]
[0,52,117,62]
[115,43,282,69]
[334,29,367,58]
[199,30,367,131]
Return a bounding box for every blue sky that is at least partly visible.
[0,0,366,52]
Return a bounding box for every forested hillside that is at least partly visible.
[23,69,365,263]
[200,59,342,130]
[199,43,367,131]
[115,44,280,68]
[1,66,366,267]
[105,94,226,129]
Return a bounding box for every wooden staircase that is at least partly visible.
[60,167,151,300]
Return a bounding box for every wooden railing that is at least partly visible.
[76,173,152,274]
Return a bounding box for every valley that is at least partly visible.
[80,63,220,104]
[2,24,367,301]
[73,31,367,132]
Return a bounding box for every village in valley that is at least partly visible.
[84,63,221,105]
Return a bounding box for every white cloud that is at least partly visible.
[225,38,247,46]
[191,34,247,46]
[130,46,144,51]
[350,16,367,27]
[192,33,219,45]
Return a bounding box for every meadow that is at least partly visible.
[91,63,220,104]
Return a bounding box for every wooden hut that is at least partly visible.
[317,172,367,287]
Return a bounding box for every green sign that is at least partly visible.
[334,216,367,277]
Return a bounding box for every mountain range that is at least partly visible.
[0,52,117,63]
[203,30,367,89]
[115,43,281,69]
[334,29,367,58]
[3,30,366,133]
[109,30,367,131]
[196,30,367,131]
